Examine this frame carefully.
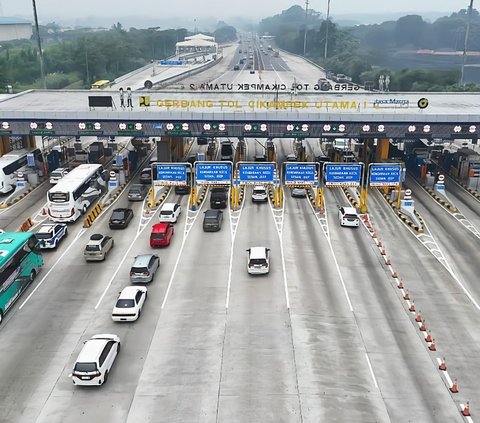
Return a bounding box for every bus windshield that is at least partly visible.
[48,192,69,203]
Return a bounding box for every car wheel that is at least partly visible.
[29,269,36,283]
[64,228,68,237]
[117,343,121,354]
[138,309,141,319]
[82,205,87,215]
[103,371,108,384]
[111,239,114,248]
[145,292,148,300]
[0,310,3,325]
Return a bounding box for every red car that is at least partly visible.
[150,223,174,247]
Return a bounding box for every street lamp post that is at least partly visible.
[460,0,474,85]
[324,0,331,60]
[31,0,47,89]
[303,0,309,57]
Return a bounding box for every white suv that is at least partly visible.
[246,246,270,275]
[159,203,182,223]
[252,186,268,202]
[338,206,359,227]
[70,334,120,386]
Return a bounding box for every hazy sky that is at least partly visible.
[3,0,471,21]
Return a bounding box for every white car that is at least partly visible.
[49,168,70,184]
[70,334,120,386]
[36,223,68,249]
[246,246,270,275]
[112,286,147,322]
[338,206,359,227]
[252,185,268,202]
[159,202,181,223]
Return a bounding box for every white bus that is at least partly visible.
[0,148,41,194]
[47,164,106,222]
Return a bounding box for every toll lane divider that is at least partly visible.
[307,187,316,208]
[18,217,33,232]
[102,183,127,207]
[361,213,473,420]
[196,186,207,207]
[342,187,360,209]
[83,203,103,228]
[380,190,425,233]
[424,187,458,213]
[156,186,171,207]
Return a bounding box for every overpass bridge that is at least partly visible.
[0,90,478,140]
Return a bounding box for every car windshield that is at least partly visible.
[129,187,141,193]
[131,267,148,274]
[36,232,52,239]
[160,210,172,215]
[344,214,358,219]
[152,233,165,240]
[111,211,124,219]
[250,259,267,266]
[85,244,100,252]
[74,362,97,372]
[115,299,135,308]
[254,188,265,194]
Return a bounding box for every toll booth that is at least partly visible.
[405,148,435,179]
[154,137,186,162]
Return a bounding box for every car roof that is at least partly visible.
[112,208,130,213]
[249,246,268,258]
[133,254,156,266]
[38,224,56,233]
[161,203,177,210]
[118,286,146,299]
[253,185,266,190]
[76,339,110,362]
[342,206,357,214]
[152,222,171,232]
[51,168,67,173]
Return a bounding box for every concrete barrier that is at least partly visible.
[18,217,33,232]
[83,203,103,228]
[381,191,424,233]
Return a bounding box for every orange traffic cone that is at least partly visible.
[420,320,427,331]
[398,280,404,289]
[425,331,433,343]
[409,301,415,312]
[403,290,410,301]
[428,338,436,351]
[462,402,471,417]
[415,312,422,322]
[450,379,458,393]
[439,358,447,371]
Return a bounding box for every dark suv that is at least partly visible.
[203,209,223,232]
[128,184,149,201]
[210,187,228,209]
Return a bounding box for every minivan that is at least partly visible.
[70,334,120,386]
[246,246,270,275]
[203,209,223,232]
[252,186,268,202]
[130,254,160,283]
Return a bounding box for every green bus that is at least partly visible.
[0,232,44,323]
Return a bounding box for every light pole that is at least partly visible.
[31,0,46,89]
[324,0,331,60]
[303,0,309,57]
[460,0,474,85]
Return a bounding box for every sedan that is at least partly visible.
[112,286,147,322]
[291,187,307,198]
[128,184,149,201]
[109,208,134,229]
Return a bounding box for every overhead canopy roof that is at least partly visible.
[185,33,215,41]
[176,39,217,48]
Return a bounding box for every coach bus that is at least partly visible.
[0,148,41,194]
[47,164,106,222]
[0,232,44,324]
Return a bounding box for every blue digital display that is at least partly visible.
[285,163,316,185]
[159,60,184,66]
[369,164,401,187]
[324,164,362,186]
[196,162,232,184]
[239,163,275,184]
[155,164,187,185]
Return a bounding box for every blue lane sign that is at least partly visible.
[285,163,316,186]
[159,60,184,66]
[27,153,35,167]
[196,162,232,185]
[239,163,275,184]
[155,164,187,185]
[324,163,362,187]
[370,164,401,187]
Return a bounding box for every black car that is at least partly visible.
[139,168,152,184]
[210,187,228,209]
[197,137,208,145]
[109,208,134,229]
[233,64,240,71]
[203,209,223,232]
[128,184,149,201]
[175,184,191,195]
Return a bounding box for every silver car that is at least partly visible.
[130,254,160,283]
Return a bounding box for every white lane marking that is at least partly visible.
[160,206,201,309]
[19,228,86,310]
[268,188,289,309]
[95,231,141,310]
[226,207,245,309]
[365,353,379,389]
